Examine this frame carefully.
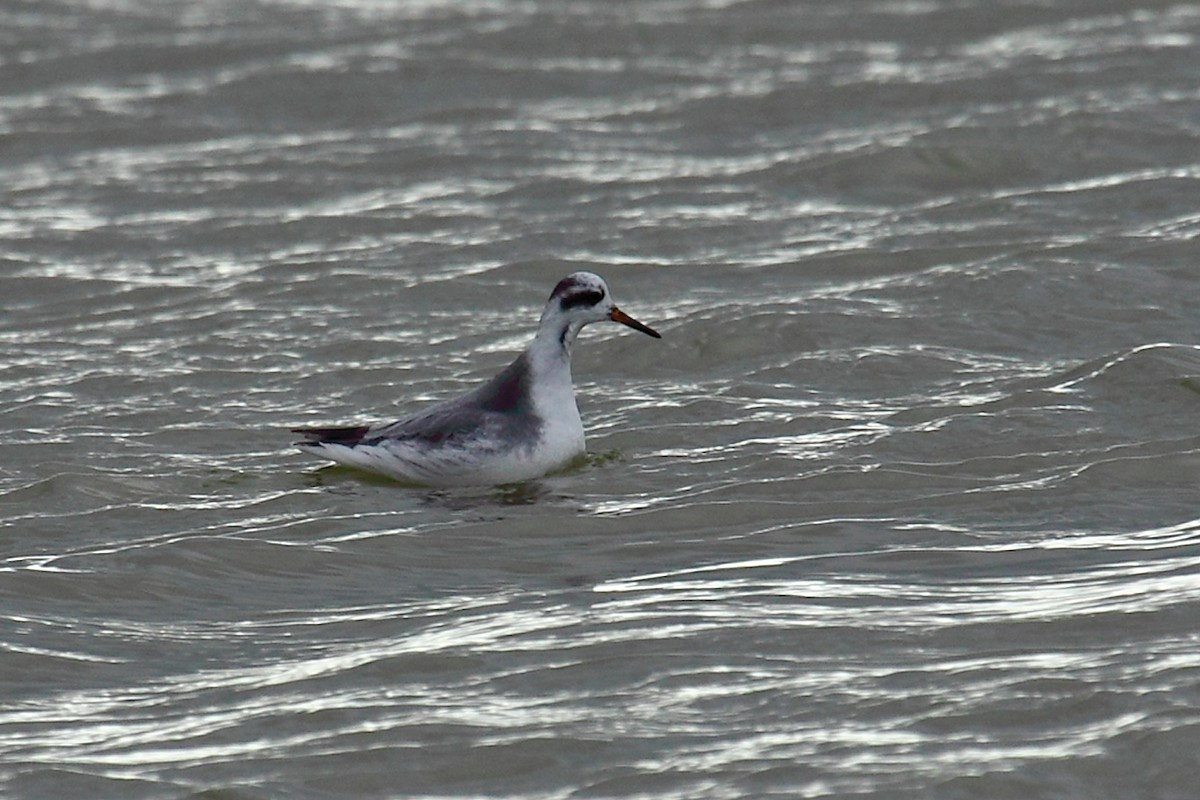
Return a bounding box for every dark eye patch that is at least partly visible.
[560,289,604,311]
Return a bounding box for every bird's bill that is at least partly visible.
[610,307,662,339]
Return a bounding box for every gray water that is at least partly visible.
[3,1,1200,798]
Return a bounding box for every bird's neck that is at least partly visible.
[531,318,583,361]
[525,321,579,389]
[516,322,579,425]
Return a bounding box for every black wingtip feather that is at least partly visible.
[292,425,371,447]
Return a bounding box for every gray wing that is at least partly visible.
[294,353,542,483]
[364,352,540,450]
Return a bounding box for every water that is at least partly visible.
[3,1,1200,797]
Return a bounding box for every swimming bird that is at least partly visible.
[293,272,661,486]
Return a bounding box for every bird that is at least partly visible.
[293,271,661,486]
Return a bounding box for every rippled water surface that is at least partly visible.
[3,1,1200,798]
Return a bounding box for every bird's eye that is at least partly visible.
[560,289,604,311]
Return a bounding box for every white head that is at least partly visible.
[537,271,661,352]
